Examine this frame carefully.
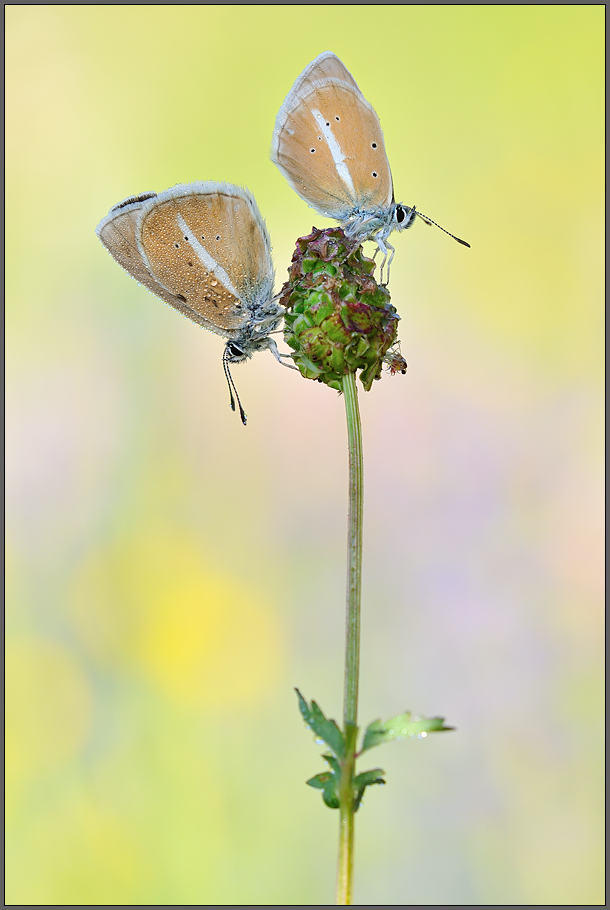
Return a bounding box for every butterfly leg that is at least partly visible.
[384,241,396,285]
[375,235,388,284]
[267,337,299,370]
[375,233,394,284]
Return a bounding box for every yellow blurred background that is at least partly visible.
[6,6,603,904]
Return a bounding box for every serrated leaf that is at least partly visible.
[321,790,340,809]
[295,689,345,759]
[306,772,333,790]
[305,752,386,813]
[353,768,386,811]
[353,768,386,788]
[305,754,341,809]
[322,753,341,776]
[361,712,454,752]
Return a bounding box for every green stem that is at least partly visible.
[342,371,363,727]
[336,371,363,905]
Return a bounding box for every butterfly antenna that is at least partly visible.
[414,210,470,248]
[222,348,248,426]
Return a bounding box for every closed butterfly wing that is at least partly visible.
[96,192,230,335]
[286,50,360,96]
[137,182,275,336]
[272,53,393,220]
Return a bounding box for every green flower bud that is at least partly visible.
[280,228,401,392]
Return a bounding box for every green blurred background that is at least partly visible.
[6,6,604,905]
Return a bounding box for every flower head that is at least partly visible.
[280,228,401,391]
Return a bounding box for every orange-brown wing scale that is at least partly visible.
[97,198,176,305]
[288,51,360,95]
[96,195,232,336]
[274,80,393,218]
[138,187,272,334]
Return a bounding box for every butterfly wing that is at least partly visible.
[96,192,233,336]
[285,50,360,94]
[136,182,275,335]
[271,53,393,220]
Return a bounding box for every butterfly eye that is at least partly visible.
[227,341,245,359]
[395,207,406,224]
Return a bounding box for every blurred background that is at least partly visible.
[6,6,604,905]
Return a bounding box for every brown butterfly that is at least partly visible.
[271,52,469,283]
[96,182,292,424]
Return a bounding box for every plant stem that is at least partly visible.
[336,371,363,905]
[341,371,363,728]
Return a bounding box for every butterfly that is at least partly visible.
[271,52,469,283]
[96,181,292,424]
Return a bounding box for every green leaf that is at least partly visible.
[306,754,341,809]
[295,689,345,759]
[353,768,386,788]
[305,757,386,812]
[361,712,454,752]
[353,768,386,811]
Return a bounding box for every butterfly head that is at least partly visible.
[392,204,417,233]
